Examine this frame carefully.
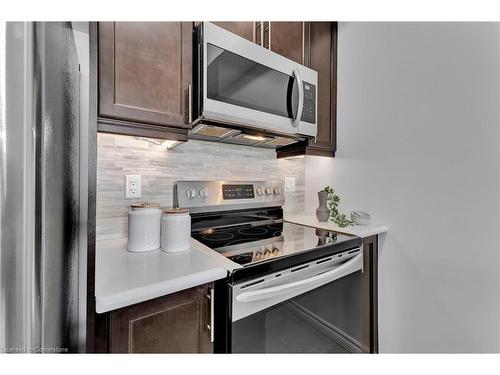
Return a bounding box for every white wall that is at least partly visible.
[306,22,500,352]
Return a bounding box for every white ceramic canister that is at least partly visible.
[127,203,162,252]
[161,208,191,253]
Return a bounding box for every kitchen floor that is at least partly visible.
[232,303,351,353]
[265,305,350,353]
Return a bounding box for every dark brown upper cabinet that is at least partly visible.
[268,22,308,65]
[107,283,213,353]
[98,22,192,140]
[252,22,309,64]
[212,22,255,41]
[304,22,337,156]
[277,22,337,158]
[216,22,308,64]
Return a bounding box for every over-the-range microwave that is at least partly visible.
[191,22,318,148]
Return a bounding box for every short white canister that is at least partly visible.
[127,203,162,252]
[161,208,191,253]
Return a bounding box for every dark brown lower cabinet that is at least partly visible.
[104,283,213,353]
[361,235,379,353]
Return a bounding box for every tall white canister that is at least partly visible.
[161,208,191,253]
[127,203,162,252]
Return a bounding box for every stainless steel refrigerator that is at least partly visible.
[0,22,86,353]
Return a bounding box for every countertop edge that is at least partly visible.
[191,237,243,272]
[95,237,236,314]
[96,266,227,314]
[284,214,389,238]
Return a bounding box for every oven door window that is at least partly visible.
[231,271,361,353]
[207,44,298,119]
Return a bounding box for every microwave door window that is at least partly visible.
[207,44,295,119]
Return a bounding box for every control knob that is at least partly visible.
[256,186,263,196]
[185,187,197,199]
[199,187,209,199]
[273,186,280,195]
[265,187,273,196]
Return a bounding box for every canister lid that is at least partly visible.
[130,202,160,209]
[163,208,190,215]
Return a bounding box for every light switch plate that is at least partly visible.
[125,175,141,199]
[284,176,296,192]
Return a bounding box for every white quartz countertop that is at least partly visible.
[284,214,388,238]
[95,238,241,313]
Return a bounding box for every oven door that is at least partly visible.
[230,249,362,353]
[200,22,317,138]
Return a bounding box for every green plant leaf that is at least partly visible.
[323,186,353,228]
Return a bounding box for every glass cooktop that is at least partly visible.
[191,220,358,266]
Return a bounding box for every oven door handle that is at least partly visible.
[236,253,362,303]
[292,69,304,128]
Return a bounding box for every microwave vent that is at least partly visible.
[190,124,239,140]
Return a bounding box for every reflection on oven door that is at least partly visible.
[231,271,361,353]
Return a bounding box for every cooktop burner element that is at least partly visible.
[202,232,234,242]
[238,227,269,236]
[193,220,284,250]
[225,239,259,247]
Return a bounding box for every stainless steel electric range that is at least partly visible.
[176,180,363,354]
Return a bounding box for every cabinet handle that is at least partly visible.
[206,288,214,343]
[187,84,192,124]
[302,22,305,65]
[268,22,271,50]
[261,21,264,50]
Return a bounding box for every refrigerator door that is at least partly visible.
[0,22,82,353]
[35,21,81,352]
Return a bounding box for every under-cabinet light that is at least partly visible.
[136,137,182,150]
[161,140,182,149]
[241,134,268,142]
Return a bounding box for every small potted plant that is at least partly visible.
[316,186,353,227]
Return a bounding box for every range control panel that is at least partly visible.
[176,180,284,213]
[300,82,316,124]
[222,184,255,200]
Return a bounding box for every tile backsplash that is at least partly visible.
[97,133,305,240]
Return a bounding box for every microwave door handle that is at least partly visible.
[236,253,362,303]
[292,69,304,127]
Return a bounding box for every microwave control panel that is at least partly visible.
[301,82,316,124]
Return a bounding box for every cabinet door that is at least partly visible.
[212,22,255,41]
[269,22,307,64]
[109,284,213,353]
[361,236,379,353]
[99,22,192,129]
[306,22,337,155]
